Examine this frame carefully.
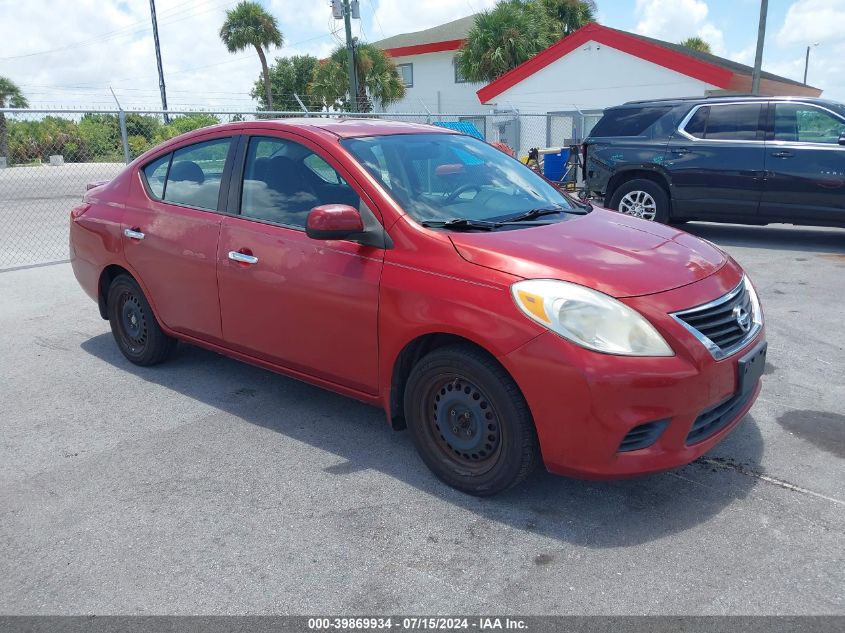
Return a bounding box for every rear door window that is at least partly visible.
[163,137,232,210]
[589,106,672,137]
[691,104,763,141]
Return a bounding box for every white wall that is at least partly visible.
[380,50,487,114]
[484,41,719,112]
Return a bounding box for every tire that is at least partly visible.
[608,178,670,223]
[404,344,539,496]
[106,274,176,366]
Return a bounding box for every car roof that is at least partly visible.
[193,117,456,140]
[616,95,839,109]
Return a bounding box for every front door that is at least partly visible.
[123,136,234,341]
[216,134,383,394]
[666,102,766,220]
[761,101,845,225]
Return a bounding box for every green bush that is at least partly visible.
[6,112,222,164]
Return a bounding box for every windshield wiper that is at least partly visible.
[420,218,502,231]
[500,205,588,223]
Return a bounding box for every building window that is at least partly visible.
[396,63,413,88]
[454,58,468,83]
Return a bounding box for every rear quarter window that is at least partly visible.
[142,154,170,199]
[589,106,673,137]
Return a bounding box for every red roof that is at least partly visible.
[477,23,821,103]
[477,23,736,103]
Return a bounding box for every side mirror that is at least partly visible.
[306,204,364,241]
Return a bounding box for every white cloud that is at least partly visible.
[634,0,726,56]
[776,0,845,47]
[772,0,845,99]
[0,0,340,111]
[372,0,496,39]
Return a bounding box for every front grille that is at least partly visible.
[671,278,758,359]
[686,390,753,445]
[619,419,669,452]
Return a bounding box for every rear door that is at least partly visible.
[123,135,235,341]
[761,101,845,225]
[665,102,766,220]
[216,132,383,394]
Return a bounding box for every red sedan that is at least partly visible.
[69,118,766,495]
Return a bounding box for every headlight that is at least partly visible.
[511,279,674,356]
[744,275,763,327]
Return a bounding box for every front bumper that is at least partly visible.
[500,263,766,479]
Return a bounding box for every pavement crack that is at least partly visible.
[695,457,845,506]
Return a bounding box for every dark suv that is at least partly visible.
[583,96,845,227]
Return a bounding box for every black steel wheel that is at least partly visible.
[107,274,176,366]
[404,344,539,496]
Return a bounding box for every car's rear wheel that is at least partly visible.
[107,274,176,366]
[609,179,670,223]
[404,345,539,496]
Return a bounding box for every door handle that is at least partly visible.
[671,147,689,155]
[228,250,259,265]
[124,228,145,240]
[771,151,794,158]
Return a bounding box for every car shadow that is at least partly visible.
[81,333,765,549]
[681,222,845,254]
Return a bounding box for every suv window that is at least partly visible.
[774,103,845,144]
[163,138,231,210]
[142,153,170,199]
[589,106,672,137]
[684,104,762,141]
[241,136,360,228]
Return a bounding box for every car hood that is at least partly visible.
[449,208,727,298]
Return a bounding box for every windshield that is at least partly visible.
[341,133,575,224]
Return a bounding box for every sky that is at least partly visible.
[0,0,842,111]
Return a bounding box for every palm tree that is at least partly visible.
[219,1,283,110]
[308,42,405,112]
[456,1,557,83]
[0,76,28,163]
[539,0,596,37]
[680,36,712,54]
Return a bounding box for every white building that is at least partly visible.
[374,17,821,155]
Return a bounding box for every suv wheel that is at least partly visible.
[609,179,670,223]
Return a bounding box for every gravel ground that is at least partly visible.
[0,222,843,615]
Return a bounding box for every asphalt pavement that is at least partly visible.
[0,222,843,614]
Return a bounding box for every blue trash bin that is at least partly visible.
[543,149,568,181]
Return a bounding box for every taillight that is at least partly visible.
[70,203,91,220]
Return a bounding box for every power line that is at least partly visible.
[0,0,235,61]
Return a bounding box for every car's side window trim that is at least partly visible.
[677,101,767,143]
[216,134,244,213]
[225,135,248,215]
[766,101,845,147]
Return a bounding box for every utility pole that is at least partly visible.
[750,0,768,95]
[149,0,169,123]
[804,43,819,85]
[341,0,359,112]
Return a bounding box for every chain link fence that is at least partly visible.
[0,108,600,270]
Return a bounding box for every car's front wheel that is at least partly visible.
[404,345,539,496]
[107,274,176,366]
[609,179,670,223]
